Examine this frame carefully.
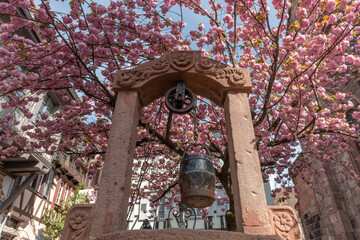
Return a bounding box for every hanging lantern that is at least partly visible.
[179,144,215,208]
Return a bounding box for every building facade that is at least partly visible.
[0,153,87,239]
[0,2,89,239]
[292,148,360,239]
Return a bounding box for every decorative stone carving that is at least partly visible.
[61,204,93,240]
[169,51,195,71]
[115,59,170,89]
[113,51,250,93]
[196,58,217,72]
[215,68,246,86]
[151,59,170,72]
[69,211,88,231]
[268,206,301,240]
[115,70,145,88]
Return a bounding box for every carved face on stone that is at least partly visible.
[197,58,215,71]
[173,53,192,67]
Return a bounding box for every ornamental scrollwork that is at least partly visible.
[116,59,170,88]
[214,68,246,86]
[114,51,248,90]
[115,70,145,88]
[194,58,246,87]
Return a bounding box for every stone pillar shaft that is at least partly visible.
[89,91,139,239]
[224,91,273,235]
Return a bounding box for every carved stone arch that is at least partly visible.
[113,51,251,107]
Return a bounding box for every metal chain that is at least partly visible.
[193,105,198,143]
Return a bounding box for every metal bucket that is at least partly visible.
[179,144,215,208]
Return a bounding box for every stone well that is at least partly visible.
[60,51,300,240]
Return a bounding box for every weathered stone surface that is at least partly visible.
[268,206,301,240]
[224,91,273,235]
[113,51,251,107]
[61,204,93,240]
[95,229,282,240]
[293,146,360,240]
[89,91,140,239]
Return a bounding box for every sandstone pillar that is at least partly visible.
[89,91,139,239]
[224,91,273,235]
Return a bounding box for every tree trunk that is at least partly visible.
[217,159,237,231]
[225,198,236,231]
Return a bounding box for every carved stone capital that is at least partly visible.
[61,204,93,240]
[268,206,301,240]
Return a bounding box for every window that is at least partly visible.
[158,204,165,219]
[63,186,70,200]
[85,174,95,187]
[30,177,37,189]
[220,216,226,230]
[36,95,55,120]
[139,203,148,220]
[29,174,44,193]
[0,98,7,119]
[43,170,54,199]
[208,216,213,229]
[55,182,64,205]
[141,203,147,212]
[84,159,101,187]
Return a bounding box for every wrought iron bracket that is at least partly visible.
[167,202,196,229]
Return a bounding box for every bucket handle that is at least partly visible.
[183,143,211,158]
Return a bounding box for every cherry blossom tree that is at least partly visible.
[0,0,360,230]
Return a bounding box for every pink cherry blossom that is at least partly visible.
[0,0,358,229]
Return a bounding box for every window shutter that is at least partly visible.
[43,170,54,199]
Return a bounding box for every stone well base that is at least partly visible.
[61,205,301,240]
[95,229,282,240]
